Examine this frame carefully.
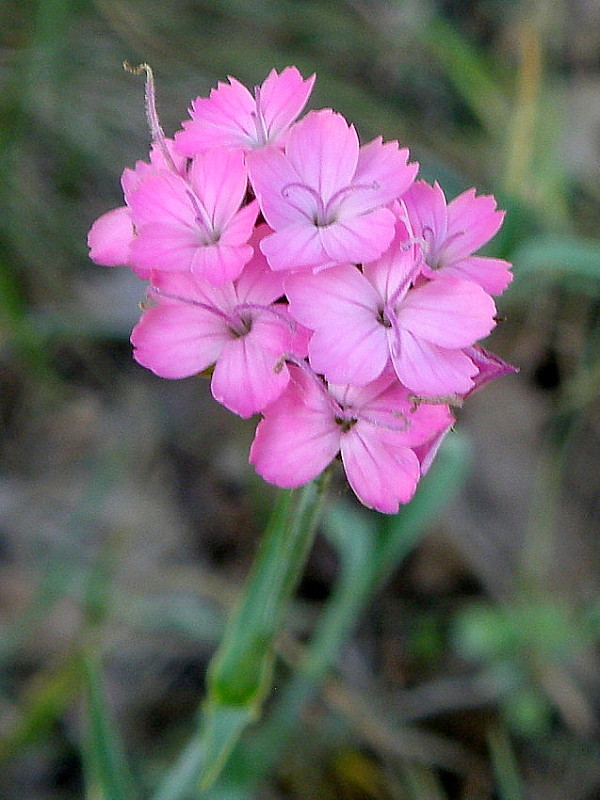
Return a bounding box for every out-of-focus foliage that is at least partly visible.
[1,1,600,799]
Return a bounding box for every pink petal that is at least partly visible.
[413,425,453,475]
[402,181,448,258]
[211,320,291,417]
[260,223,326,271]
[87,207,134,267]
[189,149,249,231]
[308,324,388,385]
[219,200,260,247]
[343,138,418,215]
[128,172,196,229]
[443,189,504,262]
[174,77,256,154]
[130,304,227,378]
[130,222,201,273]
[259,67,315,143]
[363,220,420,303]
[397,278,496,348]
[234,233,286,303]
[349,377,454,447]
[249,370,340,487]
[392,330,478,396]
[285,110,359,201]
[439,255,513,295]
[341,423,421,512]
[286,266,388,384]
[319,207,397,264]
[286,264,380,330]
[189,242,253,285]
[247,147,310,229]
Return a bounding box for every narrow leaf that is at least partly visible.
[82,653,136,800]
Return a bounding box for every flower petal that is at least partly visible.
[392,329,478,396]
[211,321,290,417]
[249,369,340,487]
[443,188,504,262]
[259,66,316,143]
[174,76,256,153]
[341,423,420,512]
[439,255,513,295]
[87,206,134,267]
[260,223,326,271]
[397,277,496,348]
[319,207,397,265]
[130,303,226,378]
[189,149,249,231]
[285,110,359,202]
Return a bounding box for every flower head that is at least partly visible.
[88,66,515,512]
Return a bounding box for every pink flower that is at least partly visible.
[404,180,512,295]
[130,235,296,418]
[88,139,188,277]
[174,67,315,154]
[128,148,259,285]
[286,221,497,396]
[250,366,454,513]
[247,109,418,272]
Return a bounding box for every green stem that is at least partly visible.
[153,473,331,800]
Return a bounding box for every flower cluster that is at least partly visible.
[88,66,514,513]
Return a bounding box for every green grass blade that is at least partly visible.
[82,652,136,800]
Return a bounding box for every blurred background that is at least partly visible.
[1,0,599,798]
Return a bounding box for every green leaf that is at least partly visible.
[424,16,508,135]
[82,653,136,800]
[509,235,600,297]
[487,726,527,800]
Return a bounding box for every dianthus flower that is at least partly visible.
[88,65,515,513]
[250,366,454,513]
[130,232,299,418]
[286,220,497,397]
[247,109,418,271]
[128,149,258,285]
[175,66,315,154]
[403,180,512,295]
